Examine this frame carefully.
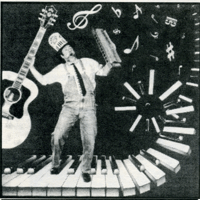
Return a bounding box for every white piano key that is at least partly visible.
[114,106,137,111]
[76,157,93,197]
[105,160,120,197]
[124,82,141,100]
[62,162,82,196]
[115,160,136,196]
[159,81,182,101]
[156,138,191,156]
[18,162,52,196]
[31,170,52,196]
[147,148,180,173]
[3,172,31,196]
[47,159,74,196]
[178,95,193,103]
[186,82,198,87]
[148,69,155,95]
[2,172,19,186]
[163,126,196,135]
[191,68,199,71]
[136,154,166,187]
[166,105,194,115]
[32,156,72,196]
[123,159,150,194]
[151,117,161,133]
[129,115,142,132]
[91,159,106,197]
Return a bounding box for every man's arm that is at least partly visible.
[96,63,112,76]
[29,57,58,86]
[30,65,47,85]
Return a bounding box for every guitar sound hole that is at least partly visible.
[4,87,21,103]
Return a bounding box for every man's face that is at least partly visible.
[61,45,75,61]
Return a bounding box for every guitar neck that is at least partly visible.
[12,26,47,89]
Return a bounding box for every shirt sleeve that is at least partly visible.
[84,58,112,76]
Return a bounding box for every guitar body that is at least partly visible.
[2,71,38,149]
[2,5,57,149]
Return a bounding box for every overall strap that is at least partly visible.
[79,59,95,92]
[79,59,86,73]
[64,63,70,77]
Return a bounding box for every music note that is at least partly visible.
[133,4,142,19]
[166,42,175,61]
[165,16,178,27]
[178,65,182,75]
[111,7,122,18]
[67,4,102,30]
[132,64,137,71]
[150,32,159,39]
[181,33,185,39]
[151,14,158,23]
[124,35,139,54]
[150,55,159,61]
[113,28,121,35]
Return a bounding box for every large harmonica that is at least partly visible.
[92,28,122,67]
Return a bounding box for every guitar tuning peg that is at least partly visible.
[38,17,45,22]
[50,18,56,22]
[48,22,54,26]
[52,14,58,18]
[39,13,46,18]
[42,8,47,13]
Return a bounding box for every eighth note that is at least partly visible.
[151,14,158,23]
[124,35,139,54]
[150,32,159,39]
[178,65,182,75]
[150,55,159,61]
[133,4,142,19]
[111,7,122,18]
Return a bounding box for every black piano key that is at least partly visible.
[28,156,52,174]
[67,155,81,174]
[129,155,145,172]
[140,149,160,165]
[101,155,107,174]
[109,155,119,175]
[91,155,97,174]
[17,155,37,174]
[58,155,72,174]
[3,154,32,174]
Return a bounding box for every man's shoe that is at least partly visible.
[50,167,59,174]
[82,172,91,182]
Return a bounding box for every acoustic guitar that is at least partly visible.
[2,5,58,149]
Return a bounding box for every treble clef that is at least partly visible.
[67,4,102,30]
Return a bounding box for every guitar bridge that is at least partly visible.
[2,112,14,120]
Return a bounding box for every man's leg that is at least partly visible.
[51,106,77,169]
[80,109,97,175]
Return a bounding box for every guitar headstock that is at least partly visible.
[39,5,58,29]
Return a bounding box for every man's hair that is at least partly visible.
[57,41,76,56]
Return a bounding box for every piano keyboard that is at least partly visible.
[2,139,192,197]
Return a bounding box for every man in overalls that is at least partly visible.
[30,32,112,182]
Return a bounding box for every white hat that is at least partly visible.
[48,32,68,52]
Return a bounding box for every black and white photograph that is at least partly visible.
[1,1,199,198]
